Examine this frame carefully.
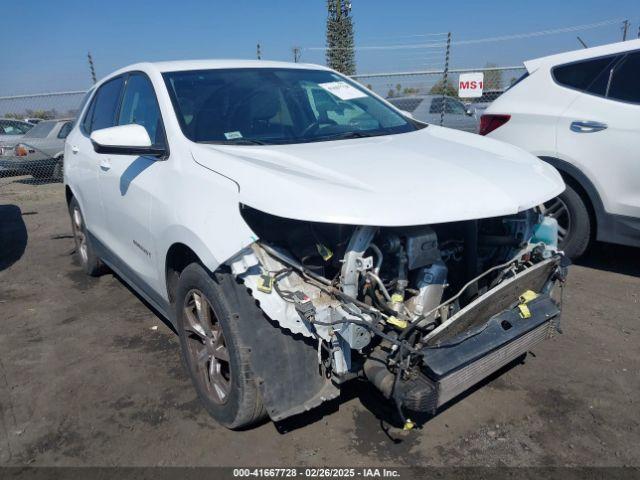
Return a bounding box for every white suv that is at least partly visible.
[65,60,567,429]
[481,40,640,258]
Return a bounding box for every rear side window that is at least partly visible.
[553,55,621,95]
[389,98,423,113]
[429,97,464,114]
[118,74,166,146]
[607,52,640,104]
[57,121,73,139]
[23,121,55,138]
[83,77,124,134]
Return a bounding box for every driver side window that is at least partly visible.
[118,73,166,147]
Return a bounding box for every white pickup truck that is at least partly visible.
[64,60,568,429]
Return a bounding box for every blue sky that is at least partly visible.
[1,0,638,94]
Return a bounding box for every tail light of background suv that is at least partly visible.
[479,114,511,136]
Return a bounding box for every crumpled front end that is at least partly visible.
[226,204,568,425]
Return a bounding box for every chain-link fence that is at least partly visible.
[352,66,526,133]
[0,91,86,185]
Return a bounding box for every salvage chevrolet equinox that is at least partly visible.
[64,60,568,429]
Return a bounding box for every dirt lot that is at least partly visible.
[1,179,639,468]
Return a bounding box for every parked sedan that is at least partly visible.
[0,119,73,179]
[388,95,480,132]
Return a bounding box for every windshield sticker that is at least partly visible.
[318,81,367,101]
[224,131,243,140]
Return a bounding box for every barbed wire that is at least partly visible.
[304,18,624,51]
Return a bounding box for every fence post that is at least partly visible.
[440,32,451,127]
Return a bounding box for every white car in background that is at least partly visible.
[481,40,640,258]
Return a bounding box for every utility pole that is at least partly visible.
[87,52,97,84]
[622,19,630,41]
[256,43,262,60]
[440,32,451,127]
[292,46,301,63]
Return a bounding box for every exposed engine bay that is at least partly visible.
[228,205,568,427]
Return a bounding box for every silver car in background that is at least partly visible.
[0,119,33,150]
[388,94,480,132]
[0,119,73,180]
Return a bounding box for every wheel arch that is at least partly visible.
[539,156,603,236]
[165,242,205,304]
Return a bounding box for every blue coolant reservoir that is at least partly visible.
[531,216,559,248]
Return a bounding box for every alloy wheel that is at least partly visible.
[72,207,88,264]
[183,289,231,404]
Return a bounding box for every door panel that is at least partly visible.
[97,73,168,293]
[70,77,124,241]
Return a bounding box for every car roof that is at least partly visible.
[37,118,74,124]
[524,39,640,73]
[0,119,32,124]
[101,59,330,84]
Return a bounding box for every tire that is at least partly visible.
[175,263,266,429]
[52,157,63,181]
[68,197,105,276]
[544,183,591,259]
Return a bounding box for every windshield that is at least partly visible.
[23,121,56,138]
[163,68,420,145]
[0,120,33,135]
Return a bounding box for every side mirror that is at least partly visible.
[466,108,474,116]
[90,124,166,157]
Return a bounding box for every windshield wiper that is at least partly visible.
[203,139,267,146]
[307,131,385,143]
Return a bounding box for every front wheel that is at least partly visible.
[544,183,591,259]
[175,263,266,429]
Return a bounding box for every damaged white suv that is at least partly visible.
[64,60,568,429]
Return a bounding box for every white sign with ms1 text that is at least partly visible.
[458,72,484,98]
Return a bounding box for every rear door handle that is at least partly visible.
[570,121,607,133]
[99,158,111,171]
[71,145,79,154]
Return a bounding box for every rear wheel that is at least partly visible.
[175,263,266,429]
[69,197,105,276]
[544,183,591,259]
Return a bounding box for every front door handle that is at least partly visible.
[570,121,608,133]
[71,145,79,154]
[99,158,111,171]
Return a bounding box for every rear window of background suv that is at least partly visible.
[552,54,621,96]
[551,50,640,104]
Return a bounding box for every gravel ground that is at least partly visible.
[0,179,639,468]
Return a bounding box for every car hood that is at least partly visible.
[190,126,564,226]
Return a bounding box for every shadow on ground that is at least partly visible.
[576,242,640,277]
[0,204,28,271]
[16,177,61,186]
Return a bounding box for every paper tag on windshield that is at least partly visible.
[318,81,367,100]
[224,131,243,140]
